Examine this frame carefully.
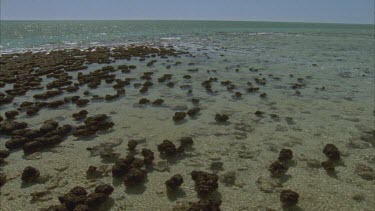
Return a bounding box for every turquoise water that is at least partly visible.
[0,21,374,210]
[0,20,373,52]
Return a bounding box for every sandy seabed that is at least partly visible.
[0,39,374,211]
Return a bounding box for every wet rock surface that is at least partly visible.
[157,140,183,157]
[127,140,138,151]
[141,148,155,165]
[278,148,293,162]
[268,161,288,178]
[280,189,299,207]
[215,114,229,123]
[42,184,113,210]
[123,168,147,187]
[191,170,219,196]
[0,173,7,187]
[323,144,341,161]
[73,114,114,137]
[21,166,40,182]
[173,112,187,122]
[165,174,184,191]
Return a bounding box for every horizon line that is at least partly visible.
[0,19,373,25]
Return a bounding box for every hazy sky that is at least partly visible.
[1,0,374,24]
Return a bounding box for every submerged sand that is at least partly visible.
[0,40,374,211]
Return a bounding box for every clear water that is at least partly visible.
[1,20,373,52]
[0,21,374,210]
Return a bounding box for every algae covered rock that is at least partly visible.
[280,189,299,207]
[191,170,219,196]
[165,174,184,191]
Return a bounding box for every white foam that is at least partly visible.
[160,37,181,40]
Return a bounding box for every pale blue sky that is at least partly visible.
[0,0,374,24]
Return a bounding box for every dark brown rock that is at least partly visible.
[146,59,157,66]
[128,140,138,151]
[123,168,147,187]
[139,98,150,104]
[259,93,267,98]
[73,114,114,137]
[95,184,114,195]
[57,124,72,135]
[26,107,40,116]
[191,171,219,196]
[40,120,59,133]
[5,110,19,119]
[268,161,288,178]
[173,112,186,122]
[234,92,242,98]
[278,149,293,162]
[69,186,88,196]
[111,157,134,177]
[280,189,299,207]
[152,99,164,105]
[166,82,175,88]
[0,149,10,159]
[158,140,180,157]
[139,86,148,93]
[85,192,108,207]
[179,137,194,148]
[41,135,64,146]
[21,166,40,182]
[255,110,265,117]
[323,144,341,160]
[191,98,200,104]
[0,121,27,134]
[131,158,144,169]
[247,87,259,93]
[34,90,63,99]
[75,99,90,107]
[22,141,43,154]
[166,174,184,191]
[141,148,155,165]
[187,108,200,117]
[111,165,129,178]
[48,100,65,108]
[5,136,29,149]
[0,173,6,187]
[215,114,229,123]
[58,193,86,210]
[105,93,120,101]
[72,110,88,121]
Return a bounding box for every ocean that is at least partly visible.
[0,20,374,210]
[1,20,373,52]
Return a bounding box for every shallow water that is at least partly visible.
[0,21,374,211]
